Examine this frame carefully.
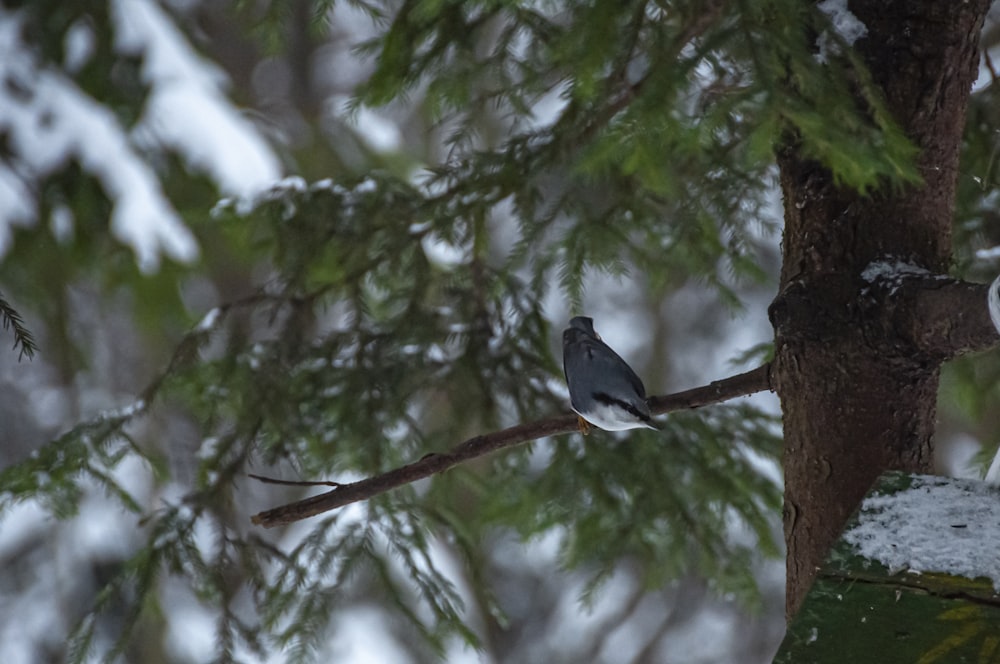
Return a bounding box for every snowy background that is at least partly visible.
[2,1,1000,663]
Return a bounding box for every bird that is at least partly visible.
[562,316,658,433]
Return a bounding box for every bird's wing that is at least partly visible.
[592,391,654,423]
[569,337,648,400]
[596,339,648,400]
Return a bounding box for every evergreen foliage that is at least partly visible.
[1,0,998,661]
[0,292,37,360]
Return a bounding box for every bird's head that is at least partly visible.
[563,316,601,348]
[568,316,599,337]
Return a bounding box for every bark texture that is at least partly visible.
[771,0,991,619]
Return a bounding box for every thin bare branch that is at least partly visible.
[247,474,343,488]
[250,362,773,528]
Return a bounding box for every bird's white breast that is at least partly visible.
[573,402,655,432]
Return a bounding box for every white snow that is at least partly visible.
[162,584,219,664]
[98,398,148,422]
[421,233,470,268]
[815,0,867,64]
[0,8,198,271]
[327,95,403,153]
[976,245,1000,260]
[195,306,222,332]
[355,176,378,193]
[63,19,96,73]
[0,162,36,252]
[985,444,1000,486]
[0,454,155,664]
[27,385,71,430]
[843,474,1000,591]
[0,2,284,271]
[860,259,944,295]
[528,81,571,130]
[329,608,412,664]
[113,0,281,199]
[49,204,74,244]
[817,0,867,45]
[860,259,929,282]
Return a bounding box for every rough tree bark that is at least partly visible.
[771,0,993,619]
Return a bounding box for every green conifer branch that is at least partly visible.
[0,292,38,360]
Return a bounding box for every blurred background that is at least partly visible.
[1,1,999,662]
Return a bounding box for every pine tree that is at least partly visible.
[1,0,999,661]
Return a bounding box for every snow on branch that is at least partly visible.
[861,260,1000,359]
[815,0,868,64]
[844,474,1000,591]
[0,9,197,271]
[112,0,281,199]
[0,3,282,272]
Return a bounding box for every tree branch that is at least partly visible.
[875,276,1000,360]
[250,362,773,528]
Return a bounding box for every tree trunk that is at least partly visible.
[771,0,990,619]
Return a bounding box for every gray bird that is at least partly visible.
[562,316,657,433]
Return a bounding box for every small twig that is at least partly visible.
[250,362,773,528]
[248,474,343,488]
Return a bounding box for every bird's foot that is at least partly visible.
[577,415,591,436]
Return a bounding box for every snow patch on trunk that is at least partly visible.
[844,474,1000,591]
